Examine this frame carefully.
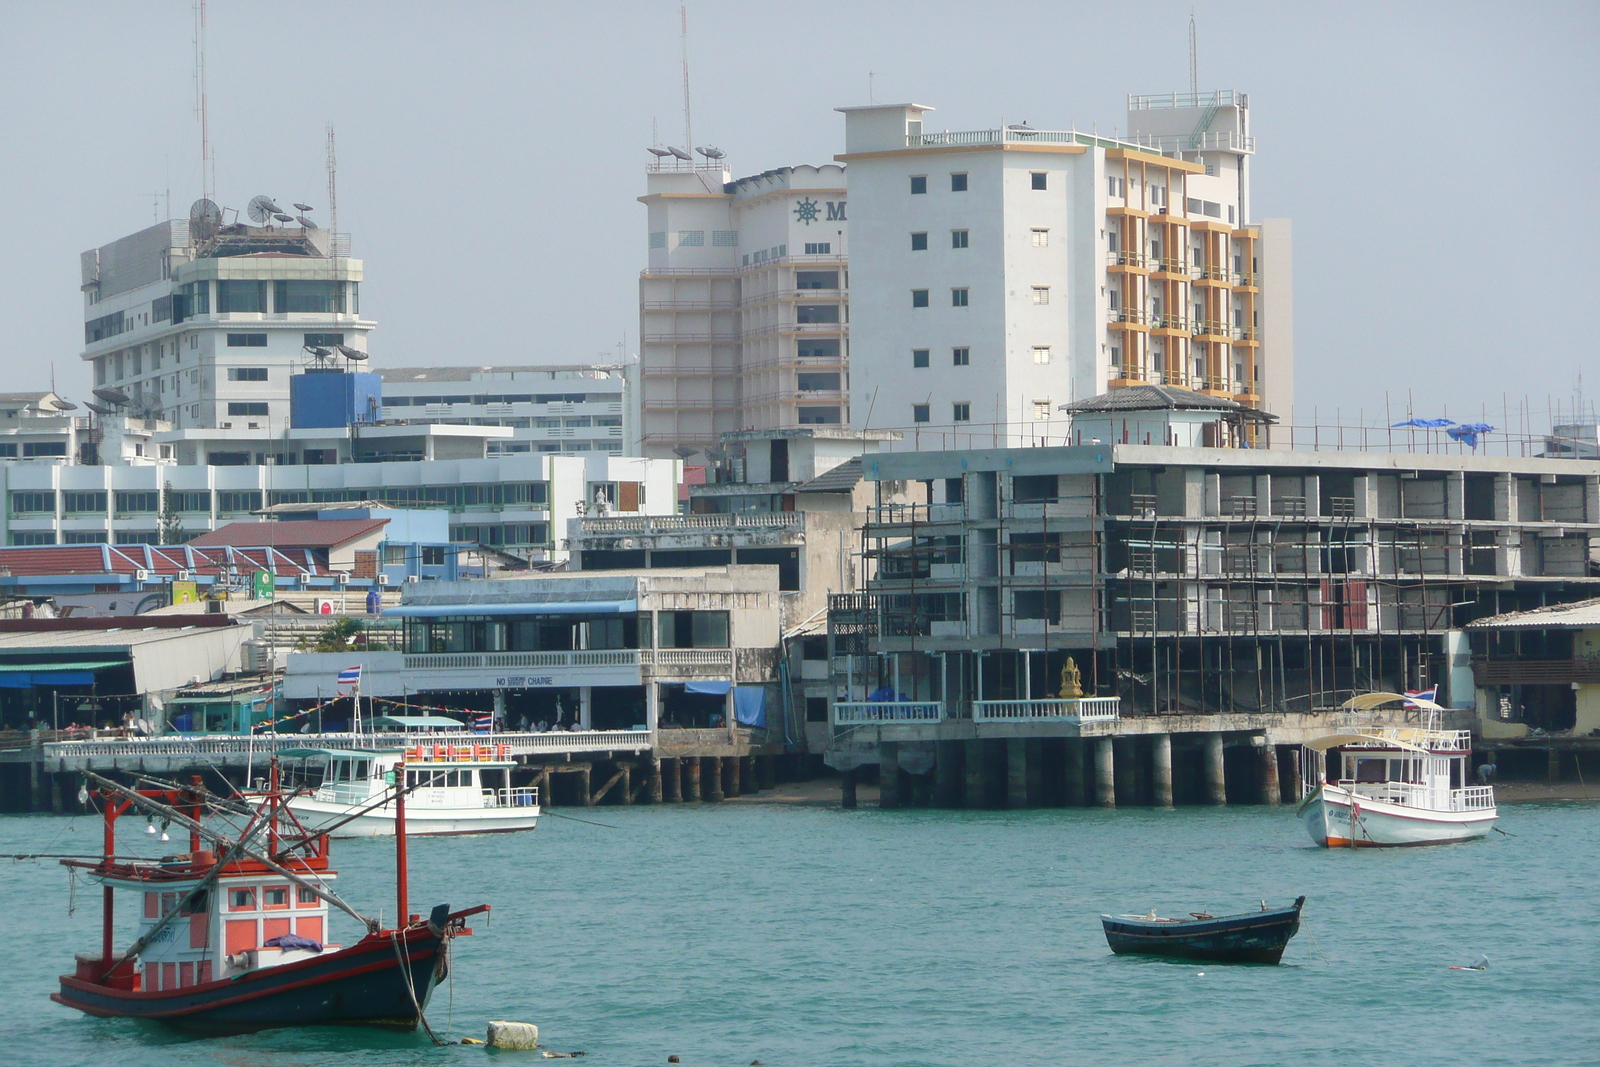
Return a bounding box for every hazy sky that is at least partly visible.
[3,1,1596,432]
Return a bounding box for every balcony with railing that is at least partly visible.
[579,512,802,535]
[971,697,1120,723]
[832,701,947,726]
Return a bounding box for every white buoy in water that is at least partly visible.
[487,1020,540,1049]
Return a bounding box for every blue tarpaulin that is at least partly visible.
[1446,422,1495,447]
[733,686,766,728]
[1391,417,1455,429]
[0,671,95,688]
[684,680,732,696]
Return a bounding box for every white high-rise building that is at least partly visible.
[639,159,849,459]
[80,211,370,432]
[839,91,1291,447]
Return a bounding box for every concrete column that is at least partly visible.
[1006,738,1028,809]
[648,759,663,804]
[1548,746,1561,782]
[1025,738,1045,804]
[1063,739,1085,806]
[684,757,702,802]
[1094,737,1115,808]
[740,755,757,793]
[879,742,902,809]
[1259,742,1281,806]
[1113,737,1136,806]
[705,758,724,802]
[1152,733,1174,807]
[1205,732,1227,805]
[840,767,858,809]
[964,739,987,808]
[665,757,682,802]
[50,772,63,814]
[935,740,962,807]
[492,689,507,727]
[1288,747,1304,802]
[619,764,633,804]
[579,764,593,807]
[757,754,777,790]
[578,686,592,729]
[724,755,740,797]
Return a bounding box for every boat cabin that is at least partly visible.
[278,743,535,811]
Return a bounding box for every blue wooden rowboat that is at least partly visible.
[1100,896,1306,964]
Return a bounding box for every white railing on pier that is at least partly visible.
[832,701,946,725]
[43,730,654,767]
[402,650,642,671]
[579,512,802,534]
[1337,780,1495,812]
[484,786,541,809]
[971,697,1121,723]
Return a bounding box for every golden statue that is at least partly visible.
[1059,657,1083,699]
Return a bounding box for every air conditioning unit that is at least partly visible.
[405,574,421,584]
[134,569,150,582]
[176,570,192,581]
[333,572,349,586]
[377,574,393,586]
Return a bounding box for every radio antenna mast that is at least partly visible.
[193,0,213,200]
[326,124,338,258]
[680,2,693,159]
[1188,9,1198,97]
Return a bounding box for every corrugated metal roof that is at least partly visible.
[1060,384,1246,413]
[188,518,388,550]
[1467,597,1600,630]
[0,627,219,652]
[793,457,863,494]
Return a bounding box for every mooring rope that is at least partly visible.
[390,929,448,1047]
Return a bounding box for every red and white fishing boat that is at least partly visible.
[1297,694,1497,848]
[52,761,488,1034]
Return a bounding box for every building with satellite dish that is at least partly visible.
[79,198,369,434]
[639,151,850,460]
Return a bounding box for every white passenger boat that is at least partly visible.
[1297,704,1496,848]
[260,743,541,838]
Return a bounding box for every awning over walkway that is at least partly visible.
[383,600,638,619]
[0,658,126,688]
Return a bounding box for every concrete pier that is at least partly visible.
[1113,737,1137,806]
[1006,739,1027,809]
[1063,739,1085,806]
[706,757,725,802]
[648,759,663,803]
[840,767,858,809]
[879,742,902,809]
[684,757,702,801]
[1094,737,1115,808]
[665,757,682,802]
[1205,733,1227,805]
[1152,733,1173,808]
[1259,743,1281,806]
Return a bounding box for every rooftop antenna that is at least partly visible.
[193,0,213,200]
[1188,9,1198,97]
[326,123,338,258]
[869,71,875,103]
[680,2,693,164]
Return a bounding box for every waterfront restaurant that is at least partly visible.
[281,567,784,732]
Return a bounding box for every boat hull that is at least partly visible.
[53,925,447,1035]
[279,796,540,838]
[1101,900,1304,964]
[1298,784,1497,848]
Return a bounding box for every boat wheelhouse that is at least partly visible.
[269,742,540,838]
[1297,694,1497,848]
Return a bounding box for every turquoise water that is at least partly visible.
[2,800,1596,1067]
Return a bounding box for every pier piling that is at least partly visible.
[1006,739,1027,809]
[963,739,986,808]
[879,742,901,809]
[1152,733,1174,808]
[1205,733,1227,805]
[725,755,740,798]
[665,758,682,802]
[1094,737,1115,808]
[757,754,776,791]
[1259,742,1281,806]
[1063,739,1085,806]
[648,760,663,804]
[935,741,961,807]
[684,757,702,802]
[706,758,724,802]
[840,767,858,809]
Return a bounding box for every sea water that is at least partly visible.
[1,801,1595,1067]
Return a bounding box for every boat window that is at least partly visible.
[182,889,208,916]
[161,892,177,915]
[334,759,352,781]
[355,760,371,780]
[229,888,255,910]
[264,886,287,907]
[298,888,318,905]
[1354,759,1387,782]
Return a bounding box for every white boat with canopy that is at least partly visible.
[1296,692,1496,848]
[258,742,541,838]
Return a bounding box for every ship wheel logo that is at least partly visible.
[793,197,821,225]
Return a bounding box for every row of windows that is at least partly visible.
[911,403,972,424]
[0,442,69,459]
[912,346,1051,368]
[909,171,1051,195]
[381,393,607,406]
[13,482,554,517]
[911,288,969,308]
[447,522,551,546]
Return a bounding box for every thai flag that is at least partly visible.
[472,713,494,733]
[336,665,362,691]
[1403,687,1437,708]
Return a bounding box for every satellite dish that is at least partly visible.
[647,147,673,158]
[189,198,222,241]
[93,387,130,406]
[294,216,315,228]
[292,203,314,213]
[668,146,692,161]
[696,145,725,160]
[305,346,334,362]
[247,195,283,224]
[272,213,295,223]
[672,445,700,460]
[335,344,367,361]
[84,402,116,416]
[52,398,78,411]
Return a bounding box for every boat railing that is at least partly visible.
[484,786,540,809]
[1339,780,1495,812]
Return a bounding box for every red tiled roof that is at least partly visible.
[0,543,333,578]
[187,518,389,550]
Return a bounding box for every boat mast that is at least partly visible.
[101,795,117,970]
[395,758,408,926]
